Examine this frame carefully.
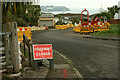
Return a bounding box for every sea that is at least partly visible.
[41,8,101,15]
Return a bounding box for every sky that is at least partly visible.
[37,0,119,10]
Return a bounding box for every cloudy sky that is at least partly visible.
[38,0,119,10]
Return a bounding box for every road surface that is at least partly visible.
[32,29,118,78]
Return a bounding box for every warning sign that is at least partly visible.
[33,44,53,60]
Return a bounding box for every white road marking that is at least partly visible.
[97,44,117,48]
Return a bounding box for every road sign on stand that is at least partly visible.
[33,44,53,60]
[32,44,54,70]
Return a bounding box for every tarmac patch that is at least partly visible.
[54,64,70,69]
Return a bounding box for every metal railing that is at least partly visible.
[23,34,31,67]
[0,32,11,36]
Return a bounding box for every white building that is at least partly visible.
[114,13,118,19]
[38,13,55,27]
[54,17,59,23]
[118,1,120,19]
[114,1,120,19]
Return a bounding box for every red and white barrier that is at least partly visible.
[17,28,28,31]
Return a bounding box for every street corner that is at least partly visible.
[46,68,83,79]
[45,50,83,79]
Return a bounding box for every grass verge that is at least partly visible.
[92,24,120,36]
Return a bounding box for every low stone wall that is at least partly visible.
[31,26,46,31]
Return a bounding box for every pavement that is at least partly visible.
[83,35,120,41]
[19,49,83,79]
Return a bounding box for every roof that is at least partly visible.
[89,13,101,17]
[41,13,54,18]
[33,5,40,8]
[56,13,86,17]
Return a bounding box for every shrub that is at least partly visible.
[17,18,28,27]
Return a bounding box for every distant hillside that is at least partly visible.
[41,6,70,12]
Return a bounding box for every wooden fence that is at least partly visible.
[108,19,120,24]
[1,22,21,75]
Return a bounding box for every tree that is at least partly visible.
[2,2,41,26]
[93,5,119,21]
[101,12,112,20]
[107,5,119,19]
[25,5,41,26]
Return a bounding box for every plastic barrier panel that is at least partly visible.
[17,27,32,42]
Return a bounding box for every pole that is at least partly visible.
[8,22,20,73]
[4,34,11,67]
[23,35,26,57]
[28,40,31,66]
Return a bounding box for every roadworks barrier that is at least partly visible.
[73,22,110,33]
[17,27,32,42]
[68,24,74,28]
[55,24,74,30]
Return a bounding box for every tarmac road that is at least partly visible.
[32,29,118,78]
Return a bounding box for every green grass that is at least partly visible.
[92,24,120,35]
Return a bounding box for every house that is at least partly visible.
[55,13,86,24]
[38,13,55,27]
[114,13,118,19]
[54,17,59,23]
[89,13,101,20]
[57,13,85,20]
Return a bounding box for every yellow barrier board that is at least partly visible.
[55,25,62,29]
[68,24,74,28]
[55,25,68,30]
[17,27,32,42]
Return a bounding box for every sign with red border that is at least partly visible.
[33,44,53,60]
